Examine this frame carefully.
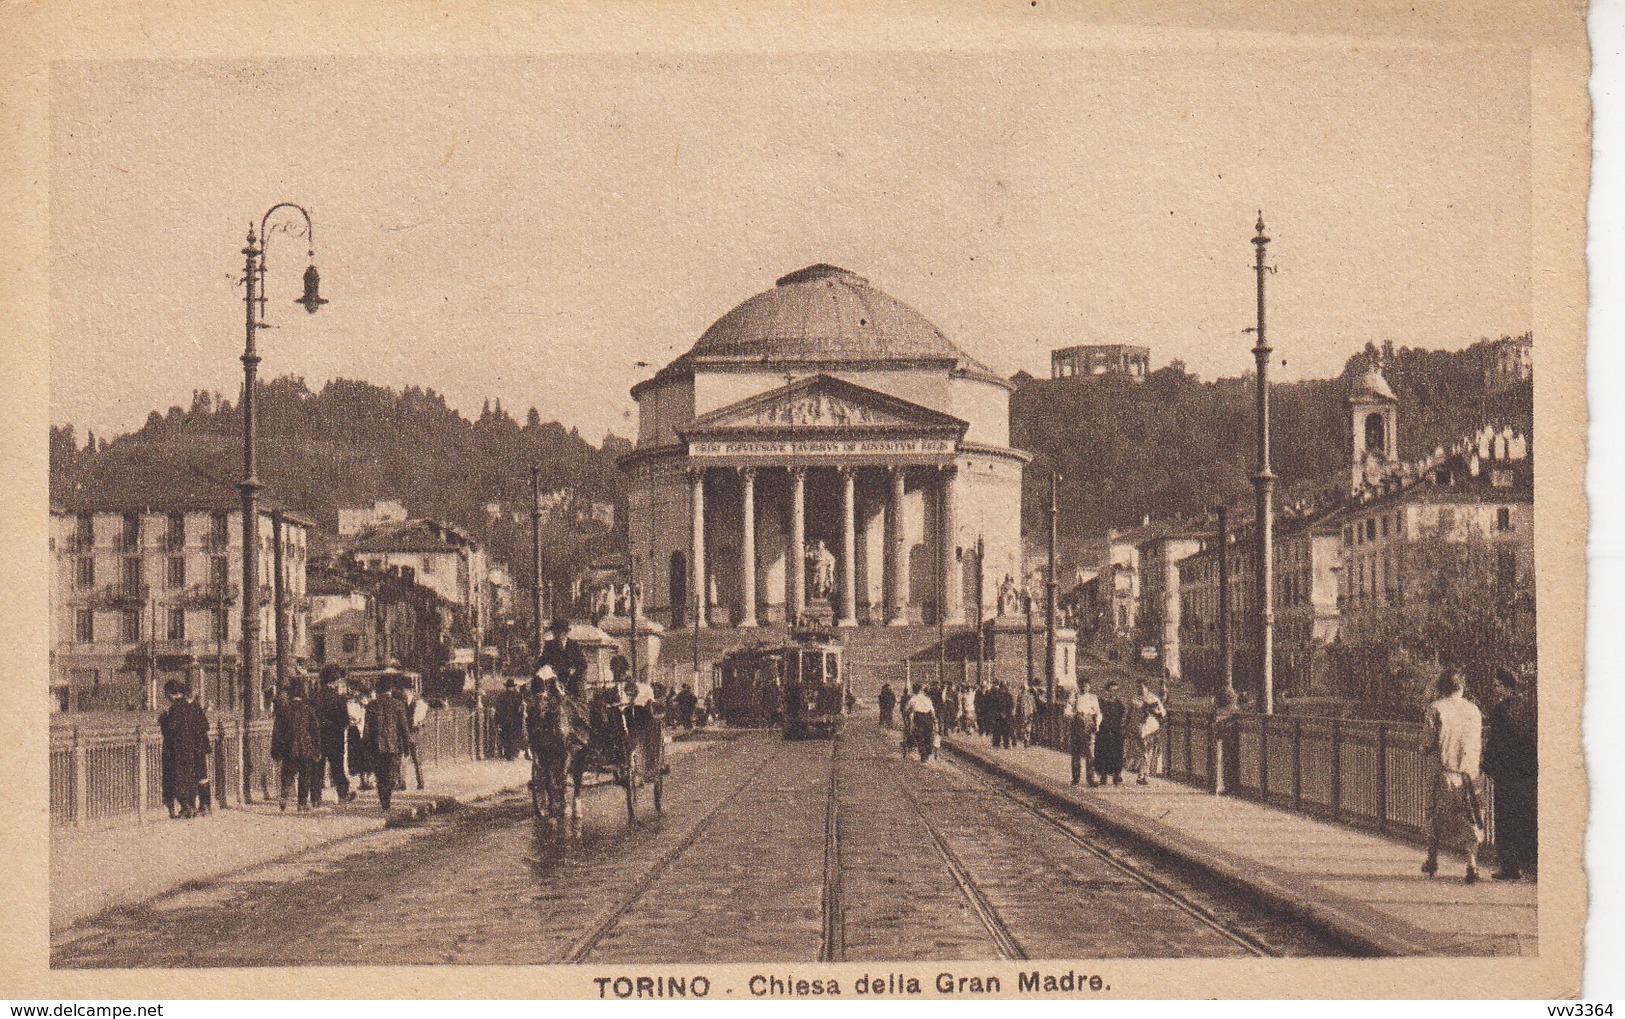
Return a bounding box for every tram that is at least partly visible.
[712,626,847,738]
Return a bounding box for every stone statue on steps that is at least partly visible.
[998,574,1020,617]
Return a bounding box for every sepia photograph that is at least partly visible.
[0,0,1594,1001]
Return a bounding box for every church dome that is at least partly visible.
[1348,365,1397,403]
[679,264,997,376]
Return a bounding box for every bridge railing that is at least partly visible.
[50,704,485,829]
[1030,705,1496,848]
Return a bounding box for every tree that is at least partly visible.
[1333,526,1535,715]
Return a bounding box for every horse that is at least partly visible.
[526,680,586,827]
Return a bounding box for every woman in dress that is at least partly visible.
[1094,681,1127,785]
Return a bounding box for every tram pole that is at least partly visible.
[530,467,543,658]
[1045,469,1060,703]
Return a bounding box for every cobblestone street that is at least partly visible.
[52,721,1348,968]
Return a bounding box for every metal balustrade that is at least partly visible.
[1021,705,1496,849]
[50,705,486,828]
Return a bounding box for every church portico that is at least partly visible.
[621,264,1029,633]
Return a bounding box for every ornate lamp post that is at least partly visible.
[238,203,325,794]
[1249,214,1276,715]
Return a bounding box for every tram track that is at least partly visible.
[885,747,1030,961]
[819,732,845,962]
[555,739,791,964]
[938,746,1277,957]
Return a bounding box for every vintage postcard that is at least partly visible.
[0,0,1592,1000]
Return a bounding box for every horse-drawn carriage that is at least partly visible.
[713,626,847,739]
[526,672,666,825]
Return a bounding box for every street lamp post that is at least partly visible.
[238,203,325,802]
[1216,504,1237,709]
[1250,213,1276,715]
[1045,469,1060,703]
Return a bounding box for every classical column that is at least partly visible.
[888,466,910,626]
[838,467,858,627]
[788,467,807,623]
[739,467,758,628]
[689,467,707,629]
[939,465,962,624]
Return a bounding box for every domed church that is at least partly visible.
[620,264,1030,630]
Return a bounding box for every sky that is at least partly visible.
[49,45,1531,444]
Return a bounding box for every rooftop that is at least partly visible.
[639,264,1004,393]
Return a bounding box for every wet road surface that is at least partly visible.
[52,722,1349,967]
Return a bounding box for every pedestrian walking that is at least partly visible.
[939,682,961,735]
[987,680,1015,748]
[959,684,978,735]
[313,666,355,803]
[974,683,991,736]
[364,674,413,812]
[395,675,429,791]
[184,685,213,814]
[272,683,324,811]
[1422,670,1486,884]
[676,683,699,730]
[347,687,374,791]
[1095,681,1127,784]
[495,678,526,760]
[1483,666,1537,880]
[158,680,210,819]
[1065,678,1103,786]
[1014,684,1036,747]
[1130,680,1168,784]
[903,685,938,763]
[877,682,897,728]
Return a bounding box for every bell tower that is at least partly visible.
[1348,356,1398,493]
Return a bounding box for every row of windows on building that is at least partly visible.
[73,605,231,644]
[72,511,233,550]
[73,554,233,593]
[1341,506,1515,547]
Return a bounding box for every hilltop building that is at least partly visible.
[1050,344,1151,381]
[338,499,407,537]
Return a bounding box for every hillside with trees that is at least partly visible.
[49,377,631,591]
[1012,337,1533,542]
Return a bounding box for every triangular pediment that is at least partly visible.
[688,374,967,434]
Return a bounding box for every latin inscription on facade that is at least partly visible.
[688,438,956,458]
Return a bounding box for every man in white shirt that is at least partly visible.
[1064,678,1103,786]
[903,685,937,763]
[1423,670,1485,884]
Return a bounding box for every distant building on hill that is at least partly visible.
[1475,333,1534,394]
[338,499,407,537]
[1050,343,1151,381]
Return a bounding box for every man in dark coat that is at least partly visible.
[986,681,1015,748]
[311,666,355,803]
[1483,667,1538,880]
[495,678,526,760]
[364,674,413,811]
[675,683,698,730]
[158,680,210,818]
[538,618,589,698]
[1095,681,1127,784]
[877,682,896,728]
[271,684,324,811]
